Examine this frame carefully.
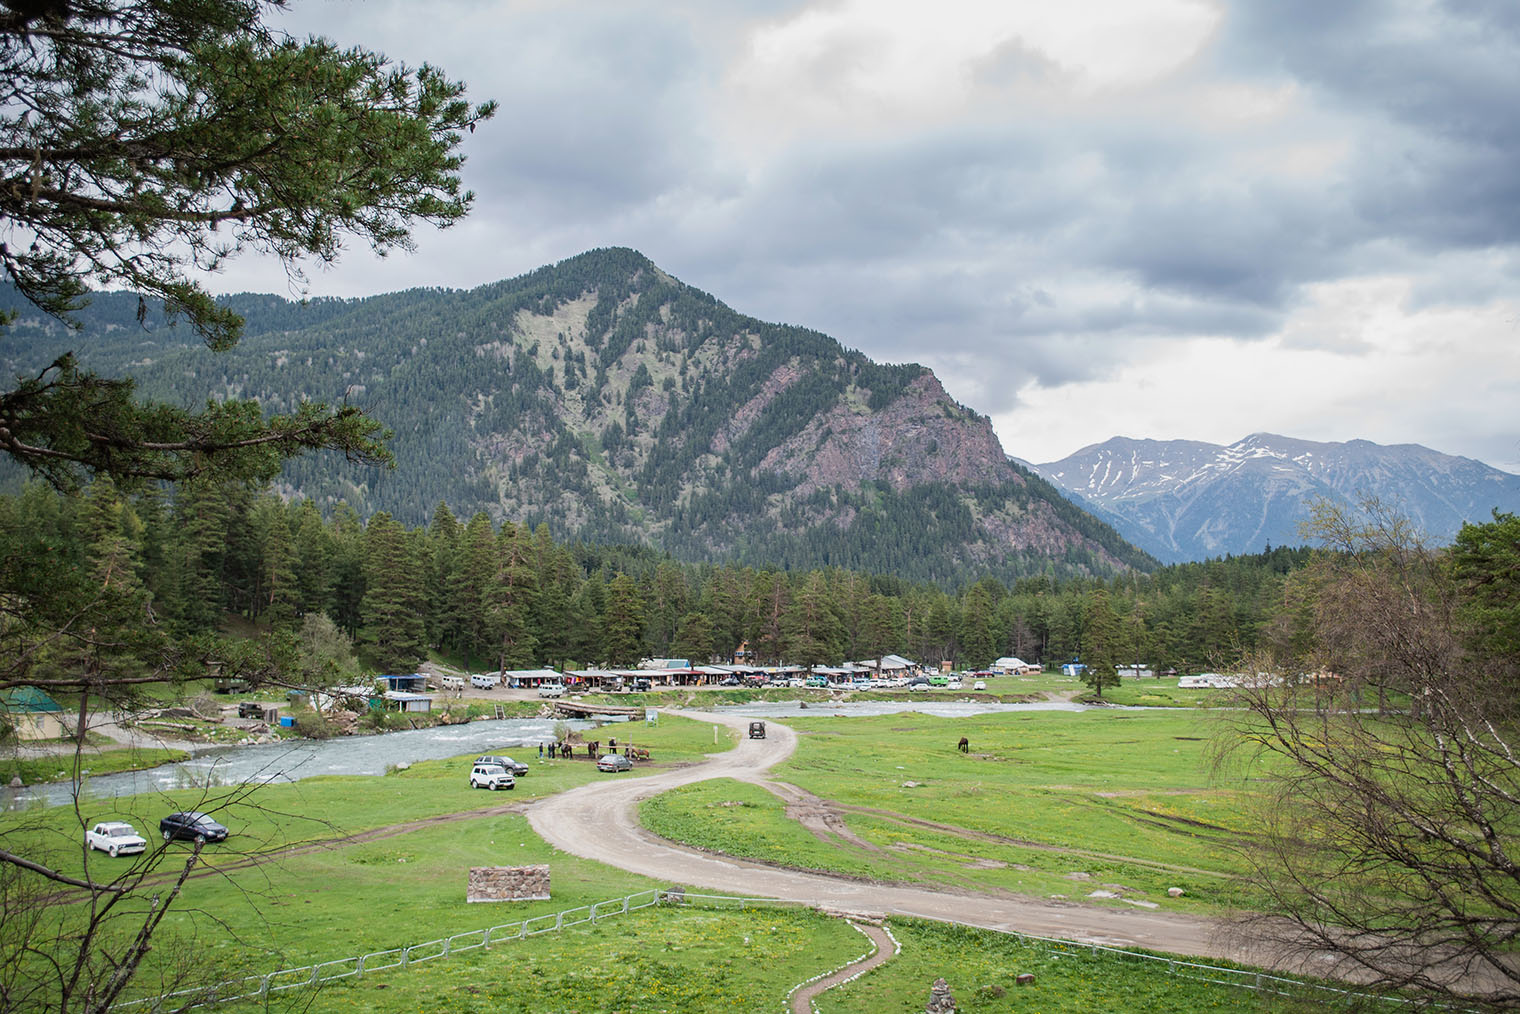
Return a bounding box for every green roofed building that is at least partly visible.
[0,687,67,741]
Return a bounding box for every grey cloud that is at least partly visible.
[1218,0,1520,252]
[250,1,1520,458]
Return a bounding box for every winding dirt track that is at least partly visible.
[528,710,1269,967]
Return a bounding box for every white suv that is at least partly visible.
[538,682,564,698]
[470,673,500,689]
[469,764,515,790]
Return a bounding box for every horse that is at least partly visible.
[957,736,969,753]
[559,741,573,759]
[586,740,599,759]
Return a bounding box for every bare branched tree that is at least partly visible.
[1218,501,1520,1009]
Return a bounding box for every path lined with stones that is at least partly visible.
[788,920,897,1013]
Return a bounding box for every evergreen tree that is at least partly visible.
[603,573,645,667]
[752,571,789,664]
[529,523,574,667]
[646,561,689,656]
[328,502,367,639]
[448,512,497,668]
[292,499,334,618]
[671,611,715,664]
[252,496,299,627]
[1079,588,1123,698]
[490,522,538,671]
[167,477,233,632]
[783,571,845,668]
[359,513,426,672]
[957,578,1001,668]
[423,502,461,651]
[0,0,495,488]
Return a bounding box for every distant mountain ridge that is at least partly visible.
[1028,434,1520,563]
[0,248,1154,583]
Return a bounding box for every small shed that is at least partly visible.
[381,691,433,713]
[0,687,68,741]
[502,669,563,689]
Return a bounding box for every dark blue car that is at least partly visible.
[159,811,229,844]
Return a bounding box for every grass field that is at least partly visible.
[1,708,1337,1013]
[643,708,1263,912]
[822,919,1330,1013]
[198,909,1336,1014]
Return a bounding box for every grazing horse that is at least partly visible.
[559,741,573,759]
[957,736,969,753]
[586,740,599,759]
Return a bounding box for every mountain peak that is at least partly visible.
[1031,435,1520,563]
[3,253,1153,583]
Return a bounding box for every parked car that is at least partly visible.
[973,680,987,691]
[908,681,930,692]
[85,821,147,857]
[538,682,564,698]
[805,675,829,688]
[159,811,229,844]
[439,675,466,690]
[630,678,652,692]
[597,753,633,773]
[475,755,529,776]
[469,764,515,790]
[946,680,963,690]
[718,676,742,686]
[470,673,500,689]
[749,721,766,739]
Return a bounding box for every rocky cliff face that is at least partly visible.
[1030,434,1520,563]
[762,373,1014,495]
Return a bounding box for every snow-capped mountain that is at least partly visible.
[1026,434,1520,564]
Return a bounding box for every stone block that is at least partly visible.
[466,864,551,903]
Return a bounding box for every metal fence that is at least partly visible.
[933,919,1465,1011]
[112,890,1452,1012]
[109,890,800,1013]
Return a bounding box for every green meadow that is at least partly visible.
[644,708,1261,912]
[1,709,1334,1012]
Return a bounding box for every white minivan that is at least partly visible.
[439,675,466,690]
[470,673,500,689]
[538,682,565,698]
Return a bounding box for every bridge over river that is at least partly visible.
[547,699,646,720]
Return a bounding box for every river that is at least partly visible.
[5,715,620,810]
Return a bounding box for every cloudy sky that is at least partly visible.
[219,0,1520,470]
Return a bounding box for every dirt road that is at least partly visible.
[527,709,1278,968]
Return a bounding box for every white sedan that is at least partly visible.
[85,821,147,858]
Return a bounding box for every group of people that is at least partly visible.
[532,737,649,761]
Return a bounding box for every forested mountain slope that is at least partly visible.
[0,248,1151,583]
